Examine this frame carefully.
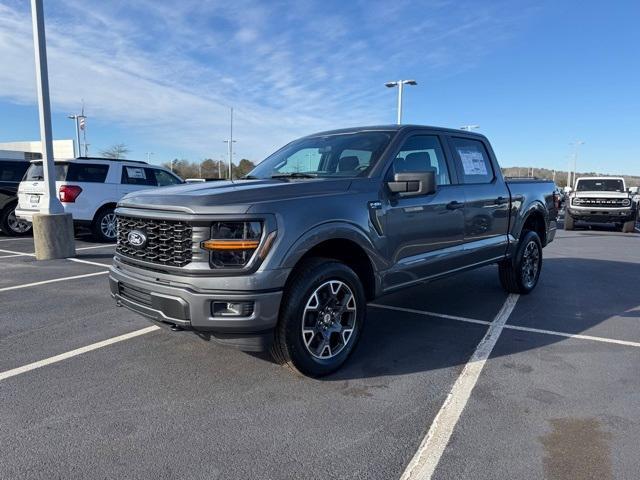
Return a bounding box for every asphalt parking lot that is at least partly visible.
[1,224,639,480]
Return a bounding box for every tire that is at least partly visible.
[498,230,543,295]
[91,208,117,242]
[621,219,636,233]
[271,257,366,377]
[564,213,575,230]
[0,203,32,236]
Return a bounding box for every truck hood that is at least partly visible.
[118,178,353,214]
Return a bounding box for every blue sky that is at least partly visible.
[0,0,638,175]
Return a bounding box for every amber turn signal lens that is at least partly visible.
[201,239,260,251]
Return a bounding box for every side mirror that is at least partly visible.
[387,171,436,197]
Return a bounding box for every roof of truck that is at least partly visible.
[304,125,488,139]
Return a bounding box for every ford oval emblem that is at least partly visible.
[128,230,147,248]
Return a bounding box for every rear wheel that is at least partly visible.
[91,208,117,242]
[271,258,365,377]
[498,230,543,294]
[0,203,32,236]
[564,213,575,230]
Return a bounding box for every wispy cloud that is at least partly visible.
[0,0,527,161]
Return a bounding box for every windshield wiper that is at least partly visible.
[240,175,260,180]
[270,172,318,179]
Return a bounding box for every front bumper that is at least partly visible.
[109,261,285,351]
[567,207,636,223]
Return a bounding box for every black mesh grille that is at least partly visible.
[116,215,193,267]
[574,198,628,207]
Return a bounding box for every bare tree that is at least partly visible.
[100,143,130,159]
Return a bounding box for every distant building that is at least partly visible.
[0,139,75,160]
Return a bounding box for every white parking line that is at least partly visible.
[399,294,520,480]
[0,248,35,257]
[369,303,491,327]
[0,326,160,382]
[371,304,640,349]
[0,271,109,293]
[0,237,33,242]
[0,244,113,259]
[68,257,112,268]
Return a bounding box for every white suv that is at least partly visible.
[15,158,183,241]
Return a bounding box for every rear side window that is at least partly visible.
[66,163,109,183]
[0,161,29,182]
[450,137,494,184]
[24,162,108,183]
[121,166,156,186]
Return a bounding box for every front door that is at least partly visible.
[380,134,466,291]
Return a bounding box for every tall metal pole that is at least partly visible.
[228,107,233,179]
[396,82,403,125]
[31,0,63,215]
[74,116,81,157]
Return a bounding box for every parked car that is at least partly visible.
[565,177,637,232]
[109,125,558,376]
[16,157,183,241]
[0,158,32,236]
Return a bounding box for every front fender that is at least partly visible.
[279,221,384,272]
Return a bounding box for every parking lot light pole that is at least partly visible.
[30,0,75,260]
[67,115,82,157]
[569,140,585,188]
[385,80,417,125]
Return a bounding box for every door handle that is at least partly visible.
[446,201,464,210]
[495,196,508,205]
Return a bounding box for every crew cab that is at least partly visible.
[108,125,558,376]
[16,157,183,241]
[0,158,32,236]
[565,177,637,232]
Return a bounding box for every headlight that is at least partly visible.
[201,221,264,268]
[622,198,631,207]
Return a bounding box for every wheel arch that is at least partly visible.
[281,223,381,301]
[519,203,548,246]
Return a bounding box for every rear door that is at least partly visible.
[380,132,466,290]
[446,135,510,263]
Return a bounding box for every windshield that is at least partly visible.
[576,179,624,192]
[248,131,393,179]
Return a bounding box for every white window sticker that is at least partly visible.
[126,167,146,179]
[458,149,488,176]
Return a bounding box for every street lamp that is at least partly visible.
[460,125,480,131]
[385,79,417,125]
[30,0,75,259]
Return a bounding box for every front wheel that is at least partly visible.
[91,208,117,242]
[271,258,366,377]
[498,231,543,294]
[564,213,575,230]
[621,219,636,233]
[0,204,32,236]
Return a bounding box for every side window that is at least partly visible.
[66,163,109,183]
[450,137,494,184]
[0,161,29,182]
[153,169,182,187]
[392,135,450,186]
[121,165,155,186]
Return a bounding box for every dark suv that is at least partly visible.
[0,158,32,236]
[109,125,558,376]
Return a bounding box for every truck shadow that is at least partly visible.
[320,256,640,381]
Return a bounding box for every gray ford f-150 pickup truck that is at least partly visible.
[109,125,558,376]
